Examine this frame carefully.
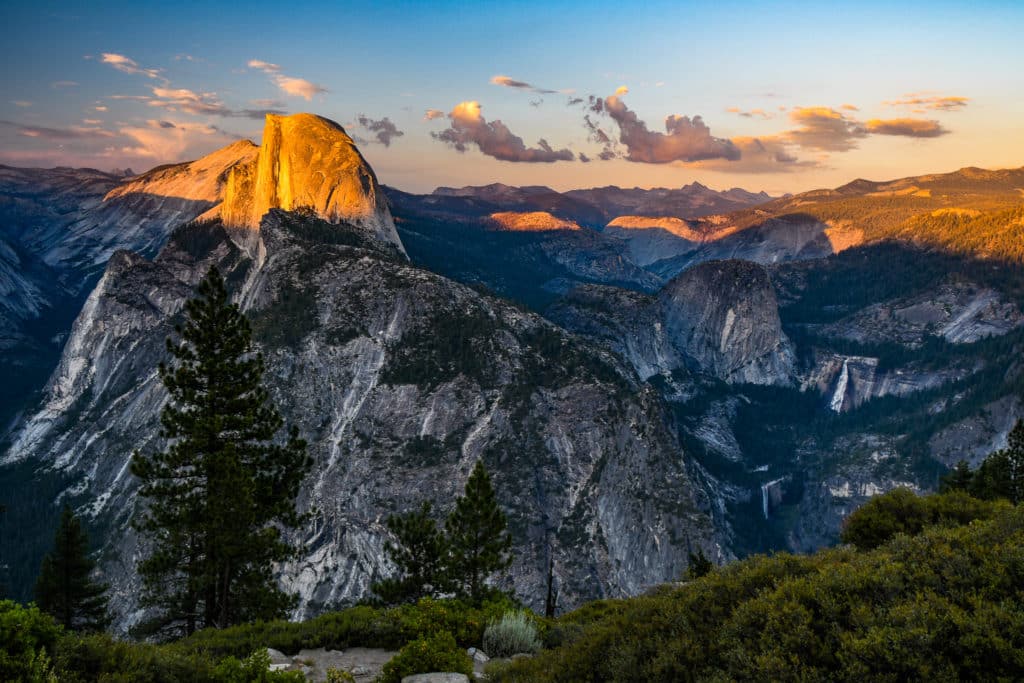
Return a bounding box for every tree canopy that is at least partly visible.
[131,266,311,636]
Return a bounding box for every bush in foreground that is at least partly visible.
[482,610,541,658]
[486,504,1024,682]
[840,488,1004,550]
[0,600,62,682]
[378,630,473,683]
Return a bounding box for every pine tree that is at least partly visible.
[372,501,449,605]
[34,505,109,631]
[972,419,1024,504]
[686,549,714,580]
[940,460,974,493]
[445,460,512,603]
[131,266,311,635]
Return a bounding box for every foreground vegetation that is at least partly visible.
[489,502,1024,682]
[5,484,1023,681]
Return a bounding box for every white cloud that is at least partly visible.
[248,59,327,101]
[118,120,232,160]
[248,59,282,73]
[273,75,327,101]
[100,53,162,80]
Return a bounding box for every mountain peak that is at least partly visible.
[219,112,404,252]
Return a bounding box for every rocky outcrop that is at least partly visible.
[802,352,969,413]
[54,140,259,283]
[220,114,403,252]
[818,282,1024,347]
[546,285,689,388]
[548,260,795,387]
[487,211,581,232]
[658,260,796,385]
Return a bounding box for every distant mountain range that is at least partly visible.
[3,113,1024,631]
[388,181,772,228]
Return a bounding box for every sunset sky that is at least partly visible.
[2,0,1023,194]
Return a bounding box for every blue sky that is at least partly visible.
[2,0,1023,193]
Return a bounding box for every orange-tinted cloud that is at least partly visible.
[432,100,574,162]
[783,106,867,152]
[247,59,282,73]
[690,135,818,174]
[0,120,115,140]
[118,119,235,160]
[603,94,740,163]
[864,118,946,137]
[248,59,327,101]
[883,94,969,111]
[274,76,326,101]
[100,53,163,80]
[727,107,774,119]
[147,87,283,119]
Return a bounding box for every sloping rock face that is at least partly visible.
[51,140,259,286]
[220,114,403,252]
[545,285,689,388]
[4,211,722,630]
[658,260,795,385]
[0,150,259,424]
[548,260,795,387]
[487,211,581,232]
[817,282,1024,347]
[802,352,970,413]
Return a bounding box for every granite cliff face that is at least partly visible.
[220,114,403,252]
[5,217,721,628]
[659,260,796,385]
[548,260,795,388]
[0,146,258,424]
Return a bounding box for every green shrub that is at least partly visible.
[841,488,1004,550]
[378,630,473,683]
[212,649,305,682]
[488,505,1024,682]
[175,605,402,660]
[53,633,222,683]
[482,611,541,657]
[0,600,62,682]
[326,667,356,682]
[393,598,478,648]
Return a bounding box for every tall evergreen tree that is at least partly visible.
[686,549,714,580]
[372,501,449,605]
[940,460,974,493]
[131,266,311,635]
[34,505,109,631]
[445,460,512,603]
[972,419,1024,504]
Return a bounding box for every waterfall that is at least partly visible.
[829,359,850,413]
[761,478,786,519]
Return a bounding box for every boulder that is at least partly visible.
[401,674,471,683]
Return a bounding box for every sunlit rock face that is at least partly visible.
[220,113,404,252]
[487,211,582,232]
